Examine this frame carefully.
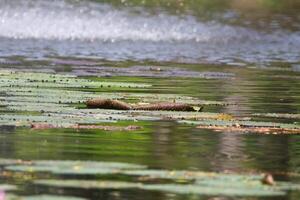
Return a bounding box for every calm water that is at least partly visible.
[0,0,300,199]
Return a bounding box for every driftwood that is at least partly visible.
[86,98,201,112]
[31,123,141,131]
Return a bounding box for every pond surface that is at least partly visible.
[0,0,300,200]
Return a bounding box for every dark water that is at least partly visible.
[0,0,300,199]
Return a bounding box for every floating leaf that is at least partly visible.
[69,65,235,79]
[253,113,300,119]
[4,194,87,200]
[33,179,287,197]
[0,70,151,89]
[142,183,285,196]
[0,184,17,191]
[195,125,300,134]
[30,124,141,131]
[0,70,228,128]
[2,158,300,197]
[35,180,142,189]
[181,119,300,134]
[5,159,146,175]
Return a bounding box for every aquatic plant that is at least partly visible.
[0,70,299,134]
[0,70,229,128]
[0,184,17,191]
[4,194,87,200]
[181,119,300,134]
[1,158,300,197]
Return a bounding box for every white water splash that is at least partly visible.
[0,0,264,42]
[0,0,299,64]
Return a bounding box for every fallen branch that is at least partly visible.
[86,98,202,112]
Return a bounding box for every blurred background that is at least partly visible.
[0,0,299,65]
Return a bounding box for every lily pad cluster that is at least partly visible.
[0,70,229,128]
[1,158,300,197]
[0,70,299,134]
[1,194,87,200]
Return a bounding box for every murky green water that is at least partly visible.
[1,0,300,199]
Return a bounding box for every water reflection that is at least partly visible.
[1,122,299,175]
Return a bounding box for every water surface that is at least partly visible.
[0,0,300,199]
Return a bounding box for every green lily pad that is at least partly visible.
[32,178,295,197]
[5,159,146,175]
[253,113,300,119]
[4,194,87,200]
[35,180,142,189]
[142,183,285,196]
[0,70,230,128]
[2,158,300,197]
[0,184,17,191]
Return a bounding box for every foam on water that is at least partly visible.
[0,0,299,64]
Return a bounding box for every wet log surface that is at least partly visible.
[86,98,201,112]
[133,102,197,111]
[86,98,132,110]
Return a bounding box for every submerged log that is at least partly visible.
[86,98,132,110]
[85,98,202,112]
